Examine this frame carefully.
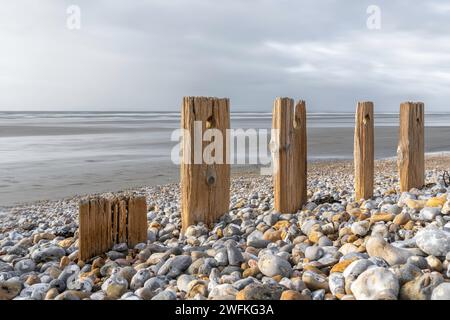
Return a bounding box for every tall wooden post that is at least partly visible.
[398,102,424,192]
[354,101,374,200]
[272,97,307,213]
[181,97,230,232]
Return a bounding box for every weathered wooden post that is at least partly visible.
[272,97,307,213]
[127,196,148,247]
[398,102,425,192]
[354,101,374,200]
[181,97,230,232]
[79,200,90,261]
[79,195,147,261]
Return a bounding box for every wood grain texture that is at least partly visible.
[111,201,118,244]
[181,97,230,233]
[79,195,147,260]
[135,196,148,244]
[105,198,112,250]
[89,198,99,256]
[127,196,147,247]
[397,102,425,192]
[272,98,307,213]
[354,101,374,200]
[99,198,106,253]
[78,200,90,261]
[118,199,127,243]
[127,197,136,246]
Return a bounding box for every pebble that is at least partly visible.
[226,244,245,266]
[263,213,278,226]
[45,288,59,300]
[176,274,195,292]
[236,283,282,300]
[419,207,441,221]
[104,275,128,299]
[407,256,429,269]
[442,201,450,215]
[329,272,345,297]
[135,287,154,300]
[54,290,90,300]
[209,284,238,298]
[415,228,450,257]
[399,273,444,300]
[426,255,443,272]
[157,255,192,278]
[343,260,373,294]
[431,282,450,300]
[0,261,13,273]
[311,289,325,300]
[31,246,66,263]
[49,279,66,292]
[351,267,399,300]
[302,271,329,291]
[187,280,208,298]
[144,277,166,292]
[67,275,93,292]
[0,279,22,300]
[33,232,56,244]
[351,221,370,237]
[426,195,447,208]
[214,250,228,266]
[366,236,413,266]
[330,259,353,273]
[390,263,422,285]
[247,230,269,248]
[304,246,324,261]
[130,269,151,290]
[152,290,177,300]
[106,251,125,260]
[280,290,311,300]
[20,283,51,300]
[393,212,410,225]
[257,254,292,278]
[14,259,36,274]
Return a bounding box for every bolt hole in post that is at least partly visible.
[206,166,217,186]
[206,115,215,129]
[364,113,371,124]
[207,175,216,186]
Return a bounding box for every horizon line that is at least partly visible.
[1,110,450,114]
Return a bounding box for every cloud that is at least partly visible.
[428,2,450,14]
[0,1,450,111]
[264,31,450,94]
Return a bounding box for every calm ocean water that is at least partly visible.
[1,111,450,206]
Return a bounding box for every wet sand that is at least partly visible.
[2,114,450,207]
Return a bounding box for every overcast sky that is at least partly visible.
[1,0,450,112]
